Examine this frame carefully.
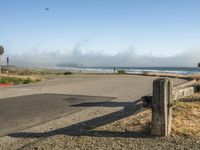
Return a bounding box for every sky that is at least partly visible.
[1,0,200,67]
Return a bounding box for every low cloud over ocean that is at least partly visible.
[3,44,200,68]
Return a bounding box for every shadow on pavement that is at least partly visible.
[71,101,133,107]
[0,94,116,137]
[8,98,152,139]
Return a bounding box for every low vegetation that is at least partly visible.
[117,70,126,74]
[64,71,73,75]
[172,100,200,137]
[1,67,74,76]
[140,72,191,79]
[0,76,41,85]
[139,72,200,81]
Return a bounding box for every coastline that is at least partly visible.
[2,65,200,81]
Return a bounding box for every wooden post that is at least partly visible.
[151,78,173,136]
[0,55,1,74]
[6,57,9,74]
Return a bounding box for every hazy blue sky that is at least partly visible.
[1,0,200,67]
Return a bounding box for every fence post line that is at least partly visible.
[151,78,173,136]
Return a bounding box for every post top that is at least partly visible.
[154,78,170,82]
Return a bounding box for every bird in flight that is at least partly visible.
[45,8,50,11]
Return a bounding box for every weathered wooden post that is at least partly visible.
[6,57,9,73]
[151,78,173,136]
[0,46,4,74]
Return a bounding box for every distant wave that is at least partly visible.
[52,67,200,75]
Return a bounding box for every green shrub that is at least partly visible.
[64,71,73,75]
[117,70,126,74]
[22,78,32,84]
[0,76,41,85]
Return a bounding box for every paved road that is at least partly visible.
[0,94,114,136]
[0,75,184,136]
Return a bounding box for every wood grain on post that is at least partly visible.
[151,78,173,136]
[167,80,173,134]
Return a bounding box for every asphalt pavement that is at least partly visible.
[0,93,114,136]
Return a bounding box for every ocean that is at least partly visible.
[54,67,200,75]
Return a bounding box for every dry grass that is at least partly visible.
[142,72,188,78]
[0,75,42,84]
[0,73,41,81]
[1,67,75,81]
[189,74,200,80]
[172,100,200,137]
[138,72,200,81]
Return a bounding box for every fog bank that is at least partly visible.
[3,46,200,68]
